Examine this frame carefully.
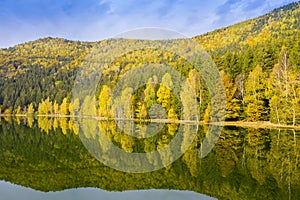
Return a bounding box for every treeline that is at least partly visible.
[1,42,300,126]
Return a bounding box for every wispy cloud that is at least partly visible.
[214,0,297,28]
[0,0,296,48]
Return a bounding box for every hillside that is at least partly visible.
[194,1,300,49]
[0,2,300,125]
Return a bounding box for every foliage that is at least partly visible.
[0,2,300,125]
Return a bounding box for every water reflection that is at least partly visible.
[0,117,299,199]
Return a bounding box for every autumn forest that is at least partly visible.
[0,2,300,126]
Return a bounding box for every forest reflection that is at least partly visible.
[0,116,299,199]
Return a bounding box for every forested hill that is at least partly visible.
[0,2,300,125]
[194,1,300,50]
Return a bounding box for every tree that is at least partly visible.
[53,101,59,115]
[268,46,300,125]
[120,87,134,119]
[180,81,198,121]
[144,78,156,109]
[27,103,35,115]
[15,105,22,115]
[60,97,69,115]
[99,85,112,118]
[157,73,173,110]
[135,102,147,120]
[221,71,242,121]
[38,97,52,115]
[167,108,178,120]
[244,65,268,121]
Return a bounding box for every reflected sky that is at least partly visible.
[0,181,216,200]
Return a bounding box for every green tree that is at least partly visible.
[221,71,241,121]
[144,79,156,109]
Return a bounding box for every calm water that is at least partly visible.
[0,117,299,199]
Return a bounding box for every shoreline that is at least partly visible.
[1,114,300,130]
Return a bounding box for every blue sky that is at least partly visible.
[0,0,297,48]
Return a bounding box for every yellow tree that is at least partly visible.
[60,97,69,115]
[99,85,112,118]
[27,103,35,115]
[53,101,59,115]
[135,102,147,120]
[38,97,52,115]
[15,105,22,115]
[157,73,173,110]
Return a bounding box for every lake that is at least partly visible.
[0,116,299,199]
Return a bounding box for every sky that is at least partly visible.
[0,0,297,48]
[0,181,216,200]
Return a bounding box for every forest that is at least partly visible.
[0,2,300,125]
